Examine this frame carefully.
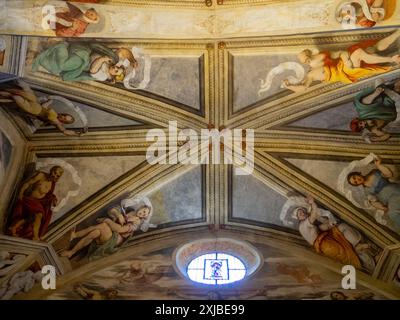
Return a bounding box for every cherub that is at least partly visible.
[55,2,100,37]
[60,196,154,259]
[0,80,85,136]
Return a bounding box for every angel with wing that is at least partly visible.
[280,194,377,272]
[60,195,156,260]
[54,2,100,37]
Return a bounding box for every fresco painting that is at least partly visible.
[0,0,399,302]
[0,37,5,66]
[47,245,386,300]
[335,0,397,29]
[0,130,12,188]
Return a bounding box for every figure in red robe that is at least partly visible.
[7,166,64,241]
[55,2,100,37]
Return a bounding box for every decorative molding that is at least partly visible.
[0,234,66,286]
[21,227,400,300]
[255,152,399,247]
[373,245,400,283]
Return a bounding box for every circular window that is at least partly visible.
[187,253,246,285]
[173,238,263,286]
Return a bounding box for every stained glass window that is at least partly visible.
[187,253,246,285]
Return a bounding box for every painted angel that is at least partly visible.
[54,2,100,37]
[280,194,376,272]
[61,195,156,260]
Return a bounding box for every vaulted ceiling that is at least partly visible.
[0,0,399,300]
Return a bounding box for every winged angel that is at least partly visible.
[61,195,156,260]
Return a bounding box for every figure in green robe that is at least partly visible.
[32,42,125,83]
[350,80,400,142]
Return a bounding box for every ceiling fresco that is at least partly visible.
[0,0,399,302]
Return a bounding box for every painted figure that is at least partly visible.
[210,260,223,279]
[0,80,84,136]
[336,0,396,28]
[7,166,64,240]
[73,284,118,300]
[0,251,25,277]
[0,37,6,66]
[282,30,400,93]
[350,79,400,142]
[54,2,100,37]
[281,195,376,272]
[32,42,137,84]
[61,196,154,259]
[295,196,362,268]
[330,290,374,300]
[347,156,400,231]
[275,263,322,284]
[0,270,42,300]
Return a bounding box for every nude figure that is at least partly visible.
[0,80,84,136]
[8,166,64,240]
[60,205,151,259]
[283,29,400,93]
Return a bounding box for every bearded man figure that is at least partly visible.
[7,166,64,241]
